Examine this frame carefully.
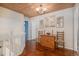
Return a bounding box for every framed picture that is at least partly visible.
[44,15,56,27]
[49,15,56,27]
[39,19,44,29]
[44,17,49,27]
[56,16,64,28]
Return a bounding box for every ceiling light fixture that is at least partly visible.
[36,4,48,14]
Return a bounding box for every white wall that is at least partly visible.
[74,4,79,51]
[0,7,25,56]
[30,7,74,50]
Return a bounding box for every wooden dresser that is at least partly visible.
[38,35,55,50]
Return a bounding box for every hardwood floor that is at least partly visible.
[19,40,77,56]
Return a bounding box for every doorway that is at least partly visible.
[25,21,28,41]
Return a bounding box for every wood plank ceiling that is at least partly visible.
[0,3,74,17]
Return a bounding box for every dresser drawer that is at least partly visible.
[39,35,55,49]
